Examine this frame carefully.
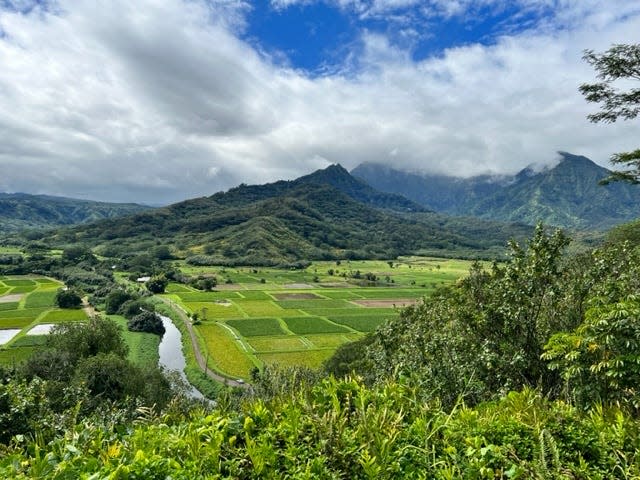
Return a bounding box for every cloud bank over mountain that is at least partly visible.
[0,0,638,203]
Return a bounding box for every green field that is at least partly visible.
[164,257,474,379]
[111,315,161,367]
[0,276,87,365]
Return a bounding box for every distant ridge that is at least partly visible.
[54,165,531,264]
[0,192,153,232]
[213,163,426,212]
[352,152,640,230]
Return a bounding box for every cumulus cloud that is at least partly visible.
[0,0,638,203]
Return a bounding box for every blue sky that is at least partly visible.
[0,0,638,203]
[245,1,554,72]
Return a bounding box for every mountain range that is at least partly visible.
[47,164,531,264]
[0,193,151,232]
[351,152,640,230]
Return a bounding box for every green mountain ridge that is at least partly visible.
[52,167,531,263]
[213,163,426,212]
[0,192,153,232]
[352,152,640,230]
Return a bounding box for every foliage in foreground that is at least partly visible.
[2,377,640,478]
[327,224,640,411]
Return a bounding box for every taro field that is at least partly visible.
[165,257,474,379]
[0,276,88,365]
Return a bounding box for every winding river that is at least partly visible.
[158,315,205,399]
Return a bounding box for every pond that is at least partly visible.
[0,329,21,345]
[26,323,55,335]
[158,315,205,399]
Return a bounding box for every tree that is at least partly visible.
[128,311,165,335]
[55,289,82,308]
[579,44,640,184]
[47,316,128,364]
[146,275,168,294]
[104,289,134,315]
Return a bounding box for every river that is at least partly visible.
[158,315,205,399]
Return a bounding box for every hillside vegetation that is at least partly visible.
[43,167,533,264]
[1,221,640,477]
[0,193,152,232]
[353,152,640,230]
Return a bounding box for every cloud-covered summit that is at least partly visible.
[0,0,638,204]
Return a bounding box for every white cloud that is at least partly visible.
[0,0,638,203]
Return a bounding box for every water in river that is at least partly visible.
[158,315,205,399]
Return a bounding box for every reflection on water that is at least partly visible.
[0,329,20,345]
[158,315,204,399]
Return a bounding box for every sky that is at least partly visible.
[0,0,638,204]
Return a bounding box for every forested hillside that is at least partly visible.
[0,193,152,232]
[353,152,640,230]
[42,168,532,264]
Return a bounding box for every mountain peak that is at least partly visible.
[298,163,351,182]
[297,163,426,212]
[556,151,601,169]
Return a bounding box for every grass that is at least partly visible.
[39,309,88,323]
[183,302,245,319]
[165,283,193,293]
[0,308,48,319]
[327,315,390,332]
[10,335,48,347]
[304,334,362,348]
[257,350,334,369]
[24,290,58,308]
[166,257,475,375]
[0,302,20,311]
[283,316,351,335]
[248,336,309,352]
[0,347,37,364]
[0,318,35,329]
[177,291,241,302]
[111,315,160,367]
[1,279,35,287]
[276,299,356,310]
[354,289,431,299]
[315,290,361,299]
[234,300,301,317]
[8,285,37,294]
[225,318,285,337]
[197,323,257,378]
[0,259,471,377]
[236,291,272,300]
[304,307,396,317]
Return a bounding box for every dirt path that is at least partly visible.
[82,298,97,318]
[159,298,249,389]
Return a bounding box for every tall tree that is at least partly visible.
[579,43,640,184]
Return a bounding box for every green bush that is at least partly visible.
[128,311,165,336]
[54,289,82,308]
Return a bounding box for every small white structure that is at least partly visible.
[137,276,151,283]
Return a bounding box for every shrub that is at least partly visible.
[55,289,82,308]
[146,275,168,294]
[128,311,165,335]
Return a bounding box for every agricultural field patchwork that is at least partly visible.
[0,276,88,365]
[166,257,475,379]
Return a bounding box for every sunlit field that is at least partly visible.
[164,257,476,378]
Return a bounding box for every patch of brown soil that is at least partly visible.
[351,299,420,308]
[0,294,23,303]
[283,283,315,289]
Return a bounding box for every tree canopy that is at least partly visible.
[580,43,640,184]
